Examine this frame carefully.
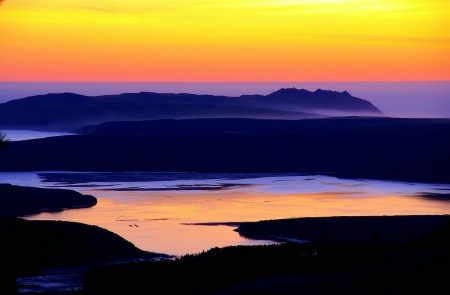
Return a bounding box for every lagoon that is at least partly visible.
[1,171,449,257]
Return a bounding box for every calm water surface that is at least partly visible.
[0,129,75,141]
[1,171,449,257]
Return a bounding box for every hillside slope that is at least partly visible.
[1,117,448,184]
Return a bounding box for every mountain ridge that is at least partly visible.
[0,88,383,131]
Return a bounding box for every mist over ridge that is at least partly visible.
[1,81,449,118]
[0,87,383,132]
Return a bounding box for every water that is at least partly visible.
[15,266,88,294]
[0,129,76,142]
[2,171,449,256]
[3,172,450,294]
[2,130,450,293]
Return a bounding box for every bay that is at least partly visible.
[1,171,449,257]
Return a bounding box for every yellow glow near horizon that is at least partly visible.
[1,0,449,81]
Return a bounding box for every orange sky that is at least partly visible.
[1,0,449,81]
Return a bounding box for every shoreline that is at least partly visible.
[0,183,97,218]
[236,215,450,244]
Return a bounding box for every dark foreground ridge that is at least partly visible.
[0,88,383,131]
[80,215,449,295]
[1,117,449,184]
[0,217,170,294]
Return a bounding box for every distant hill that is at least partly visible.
[74,116,438,136]
[1,117,449,184]
[0,88,383,131]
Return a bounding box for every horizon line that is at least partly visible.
[1,80,450,83]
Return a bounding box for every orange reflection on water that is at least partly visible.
[26,188,450,256]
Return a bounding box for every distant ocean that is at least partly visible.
[1,81,449,118]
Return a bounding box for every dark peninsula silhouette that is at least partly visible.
[0,88,383,131]
[0,183,97,218]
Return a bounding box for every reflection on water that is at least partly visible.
[16,266,87,294]
[1,172,449,256]
[0,129,75,141]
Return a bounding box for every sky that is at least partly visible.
[1,0,450,82]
